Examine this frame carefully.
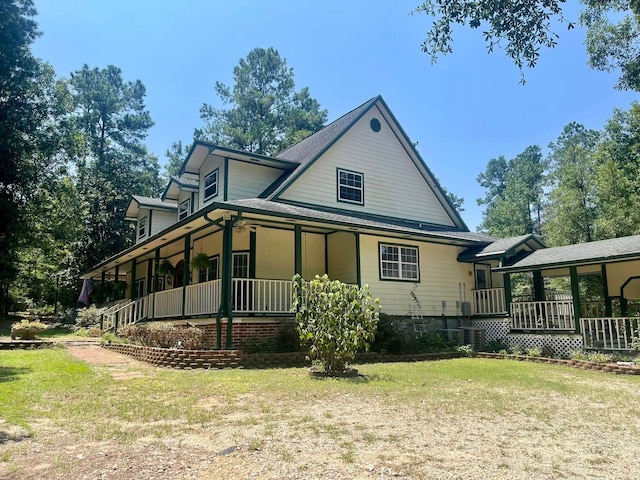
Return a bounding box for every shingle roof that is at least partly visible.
[218,198,494,244]
[498,235,640,272]
[171,175,198,188]
[132,196,177,210]
[458,234,544,261]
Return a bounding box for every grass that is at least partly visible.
[2,349,640,478]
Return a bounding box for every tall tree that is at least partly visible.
[544,122,599,246]
[196,47,327,155]
[413,1,640,89]
[477,146,545,237]
[163,140,189,178]
[69,65,161,271]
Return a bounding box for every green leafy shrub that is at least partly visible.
[511,345,524,356]
[75,305,105,329]
[274,321,300,352]
[371,313,405,354]
[541,345,555,358]
[406,331,451,353]
[292,274,380,373]
[483,338,509,353]
[457,344,473,357]
[118,324,206,349]
[526,347,543,357]
[100,332,120,345]
[10,319,47,340]
[243,335,275,354]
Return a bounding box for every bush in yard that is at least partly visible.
[292,274,381,373]
[118,324,206,349]
[75,305,105,329]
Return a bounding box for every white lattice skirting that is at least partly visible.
[471,319,510,342]
[506,334,583,359]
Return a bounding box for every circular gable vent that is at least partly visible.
[370,118,381,132]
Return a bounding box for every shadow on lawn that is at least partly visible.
[0,429,31,445]
[0,366,31,383]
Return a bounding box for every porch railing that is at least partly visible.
[232,278,294,314]
[580,317,639,350]
[153,287,183,318]
[581,301,606,318]
[102,296,148,332]
[185,279,221,316]
[472,288,506,315]
[510,300,575,330]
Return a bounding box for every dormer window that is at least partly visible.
[138,216,147,239]
[204,169,219,201]
[178,199,190,220]
[337,168,364,205]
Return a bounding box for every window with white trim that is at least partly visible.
[379,244,419,281]
[204,169,218,201]
[138,216,147,239]
[178,199,190,220]
[337,168,363,204]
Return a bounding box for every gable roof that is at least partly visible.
[268,95,468,231]
[125,195,177,221]
[458,234,545,262]
[497,235,640,273]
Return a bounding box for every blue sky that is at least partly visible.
[31,1,637,231]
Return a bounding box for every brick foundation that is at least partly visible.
[200,321,280,349]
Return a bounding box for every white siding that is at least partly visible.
[327,232,357,284]
[360,234,472,316]
[199,154,225,209]
[227,160,284,200]
[151,210,177,237]
[279,105,455,227]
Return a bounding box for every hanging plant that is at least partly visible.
[157,260,176,276]
[190,252,211,270]
[113,281,128,293]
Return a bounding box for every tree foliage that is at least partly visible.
[414,0,640,89]
[292,274,380,373]
[196,47,327,155]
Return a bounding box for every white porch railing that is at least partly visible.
[153,287,183,318]
[472,288,506,315]
[185,279,222,316]
[581,301,606,318]
[102,296,148,332]
[232,278,294,314]
[510,300,575,330]
[580,317,639,350]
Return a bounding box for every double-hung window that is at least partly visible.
[178,199,190,220]
[379,244,419,281]
[138,216,147,240]
[337,168,364,205]
[198,255,219,283]
[204,169,218,201]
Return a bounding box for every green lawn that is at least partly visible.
[1,349,639,479]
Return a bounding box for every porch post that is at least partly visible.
[569,266,581,333]
[152,248,160,320]
[355,233,361,287]
[249,231,256,279]
[146,259,153,295]
[503,273,512,315]
[294,225,302,276]
[100,271,106,304]
[130,258,137,300]
[182,234,191,318]
[532,270,544,301]
[601,264,612,317]
[222,218,234,349]
[114,265,120,300]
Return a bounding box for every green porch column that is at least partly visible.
[146,259,153,295]
[114,265,120,300]
[294,225,302,276]
[152,248,160,320]
[130,258,137,300]
[503,273,512,315]
[355,233,361,287]
[100,271,106,304]
[532,270,544,301]
[570,266,581,333]
[222,219,234,349]
[182,234,191,318]
[601,264,612,317]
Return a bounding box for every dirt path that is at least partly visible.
[65,343,151,380]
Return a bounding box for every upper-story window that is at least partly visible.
[138,216,147,240]
[337,168,364,205]
[379,243,419,281]
[178,199,190,220]
[204,169,219,201]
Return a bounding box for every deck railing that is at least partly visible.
[580,317,639,350]
[581,301,606,318]
[102,296,148,332]
[472,288,506,315]
[510,300,575,330]
[153,287,183,318]
[232,278,294,314]
[185,279,221,316]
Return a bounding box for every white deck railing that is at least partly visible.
[581,301,606,318]
[232,278,294,313]
[510,300,575,330]
[580,317,639,350]
[102,296,148,332]
[153,287,183,318]
[472,288,506,315]
[185,279,221,316]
